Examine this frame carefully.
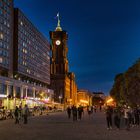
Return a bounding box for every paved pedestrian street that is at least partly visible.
[0,111,140,140]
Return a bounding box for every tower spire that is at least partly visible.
[55,13,62,31]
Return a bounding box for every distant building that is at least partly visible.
[77,89,93,106]
[50,16,77,107]
[92,92,105,105]
[92,92,105,99]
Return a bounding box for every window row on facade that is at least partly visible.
[0,83,50,98]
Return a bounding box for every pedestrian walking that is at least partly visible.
[105,106,113,130]
[14,106,19,124]
[67,106,71,119]
[134,107,140,126]
[87,106,92,116]
[18,105,22,121]
[94,106,97,113]
[22,104,29,124]
[72,105,77,121]
[78,105,83,120]
[124,106,131,130]
[113,107,121,129]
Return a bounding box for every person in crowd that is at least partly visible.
[113,107,121,129]
[7,110,13,119]
[94,106,97,113]
[124,106,131,130]
[78,105,83,120]
[134,106,140,126]
[54,106,57,112]
[18,105,22,121]
[67,106,71,119]
[2,106,6,120]
[130,108,135,127]
[14,106,19,124]
[22,104,29,124]
[72,105,77,121]
[87,106,92,116]
[105,106,113,130]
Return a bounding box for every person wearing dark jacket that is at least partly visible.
[22,104,29,124]
[114,107,121,129]
[72,105,77,121]
[134,107,140,126]
[106,106,113,130]
[14,106,19,124]
[67,106,71,119]
[78,105,83,120]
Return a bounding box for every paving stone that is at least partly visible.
[0,111,139,140]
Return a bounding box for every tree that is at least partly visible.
[110,73,125,105]
[110,58,140,106]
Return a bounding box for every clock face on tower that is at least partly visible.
[55,40,61,45]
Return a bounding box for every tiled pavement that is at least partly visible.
[0,111,140,140]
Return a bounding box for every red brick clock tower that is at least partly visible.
[50,14,77,107]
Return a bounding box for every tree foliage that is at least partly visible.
[110,59,140,106]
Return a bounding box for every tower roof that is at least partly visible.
[55,13,62,31]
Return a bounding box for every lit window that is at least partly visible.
[22,48,25,53]
[43,53,46,57]
[0,33,4,40]
[20,21,23,26]
[7,23,10,28]
[23,61,25,65]
[23,61,27,66]
[25,49,27,54]
[42,62,46,66]
[27,69,31,74]
[47,56,50,60]
[0,57,3,63]
[22,48,27,54]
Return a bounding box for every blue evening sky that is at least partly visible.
[14,0,140,94]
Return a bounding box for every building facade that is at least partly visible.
[0,2,53,109]
[69,72,77,105]
[77,89,93,106]
[50,16,77,107]
[13,8,50,86]
[0,0,13,77]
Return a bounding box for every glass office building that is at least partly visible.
[14,8,50,86]
[0,0,13,77]
[0,2,53,109]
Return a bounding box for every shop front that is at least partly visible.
[0,76,54,110]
